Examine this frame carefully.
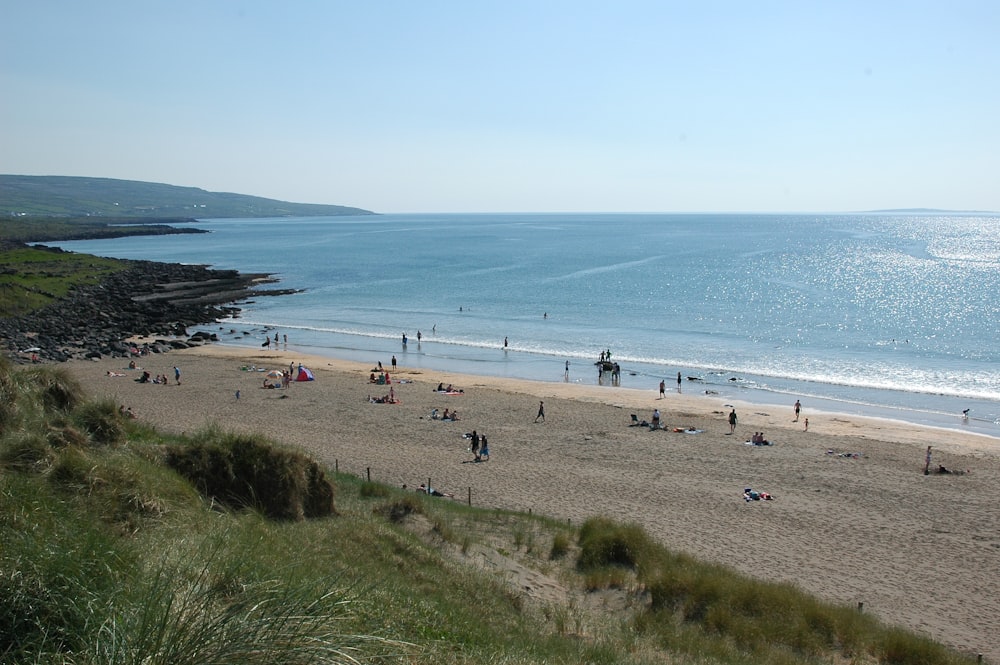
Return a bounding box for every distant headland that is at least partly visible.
[863,207,996,214]
[0,174,375,218]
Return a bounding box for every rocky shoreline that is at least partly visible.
[0,257,299,363]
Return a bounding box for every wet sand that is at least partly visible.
[65,342,1000,660]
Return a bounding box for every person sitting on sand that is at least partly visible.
[437,383,445,391]
[651,409,661,429]
[430,408,440,419]
[441,408,451,420]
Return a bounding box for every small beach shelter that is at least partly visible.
[265,370,284,379]
[295,366,315,382]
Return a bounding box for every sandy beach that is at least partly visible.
[64,342,1000,660]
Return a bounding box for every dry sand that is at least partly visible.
[64,342,1000,660]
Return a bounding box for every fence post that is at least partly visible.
[467,487,471,505]
[335,460,338,474]
[857,602,864,613]
[366,467,371,482]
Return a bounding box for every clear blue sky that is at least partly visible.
[2,1,998,213]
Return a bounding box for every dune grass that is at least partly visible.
[0,356,982,665]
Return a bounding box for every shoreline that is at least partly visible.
[192,338,1000,454]
[63,339,1000,659]
[195,324,1000,442]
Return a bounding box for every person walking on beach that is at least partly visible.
[534,400,545,423]
[728,408,737,434]
[470,430,480,461]
[173,366,181,385]
[391,355,397,371]
[659,380,666,399]
[794,399,801,422]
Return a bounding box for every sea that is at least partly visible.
[46,212,1000,439]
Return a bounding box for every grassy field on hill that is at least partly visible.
[0,357,978,665]
[0,245,127,318]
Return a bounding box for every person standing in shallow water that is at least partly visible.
[677,371,682,393]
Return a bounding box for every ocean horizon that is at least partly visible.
[46,212,1000,440]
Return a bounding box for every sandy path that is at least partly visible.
[64,343,1000,660]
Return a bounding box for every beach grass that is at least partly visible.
[0,357,982,665]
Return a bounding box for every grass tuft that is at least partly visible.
[163,427,336,521]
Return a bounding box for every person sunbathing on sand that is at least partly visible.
[416,483,454,498]
[743,487,773,502]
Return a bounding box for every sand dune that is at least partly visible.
[65,342,1000,660]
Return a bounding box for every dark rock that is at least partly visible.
[0,253,300,363]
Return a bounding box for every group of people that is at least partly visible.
[370,371,393,384]
[369,386,398,404]
[435,383,463,393]
[261,332,288,349]
[430,408,459,421]
[658,372,684,397]
[597,362,621,383]
[135,371,154,384]
[748,432,772,446]
[466,430,490,462]
[129,365,181,385]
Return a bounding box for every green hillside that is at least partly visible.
[0,175,374,218]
